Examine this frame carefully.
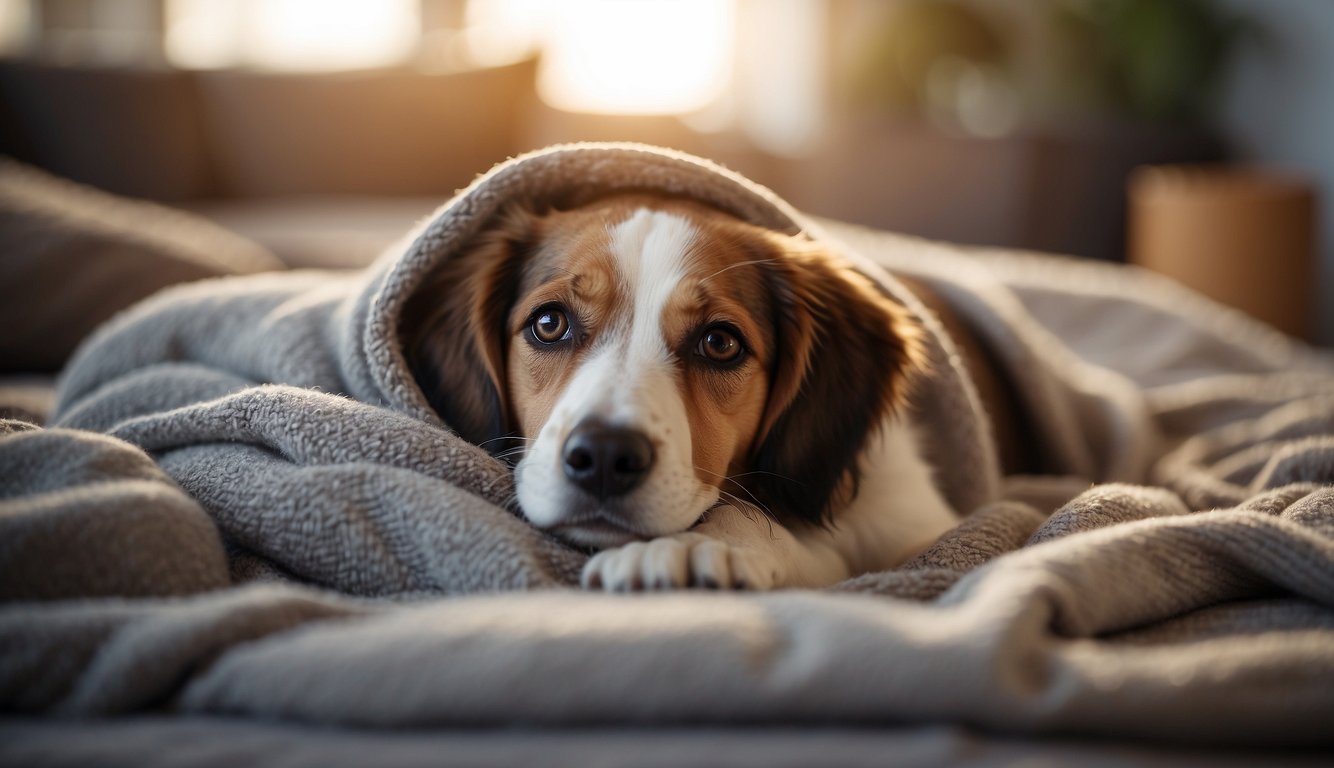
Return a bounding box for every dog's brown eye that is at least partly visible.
[532,307,570,344]
[698,326,743,364]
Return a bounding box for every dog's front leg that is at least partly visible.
[580,504,852,591]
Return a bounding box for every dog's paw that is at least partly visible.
[580,533,781,591]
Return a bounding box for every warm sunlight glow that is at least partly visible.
[0,1,30,56]
[166,0,419,71]
[166,0,742,116]
[468,0,735,116]
[539,0,734,115]
[463,0,553,68]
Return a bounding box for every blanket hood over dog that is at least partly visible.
[56,143,1022,520]
[351,143,1021,515]
[8,143,1334,749]
[40,143,1162,598]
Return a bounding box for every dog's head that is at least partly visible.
[404,195,923,548]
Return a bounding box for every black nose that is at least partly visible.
[562,420,655,500]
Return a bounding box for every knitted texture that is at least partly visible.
[2,144,1333,747]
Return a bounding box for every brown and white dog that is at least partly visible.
[405,195,981,590]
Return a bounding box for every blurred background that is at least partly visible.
[1,0,1330,343]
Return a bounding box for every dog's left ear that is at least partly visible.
[401,207,537,448]
[749,238,925,526]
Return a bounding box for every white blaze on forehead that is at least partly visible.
[547,208,699,427]
[550,209,695,429]
[610,208,696,362]
[514,207,714,535]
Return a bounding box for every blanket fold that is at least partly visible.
[162,487,1331,746]
[0,422,229,601]
[3,143,1333,747]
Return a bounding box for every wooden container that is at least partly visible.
[1129,165,1316,339]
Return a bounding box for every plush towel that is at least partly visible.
[2,144,1333,749]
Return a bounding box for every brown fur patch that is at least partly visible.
[665,214,777,490]
[401,205,537,446]
[504,204,625,440]
[746,235,925,524]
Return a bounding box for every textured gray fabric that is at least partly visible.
[0,420,229,601]
[1,144,1333,751]
[165,496,1333,746]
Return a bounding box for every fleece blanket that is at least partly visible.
[2,144,1333,750]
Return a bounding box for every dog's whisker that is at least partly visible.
[698,257,781,285]
[722,486,772,520]
[715,490,777,536]
[717,489,760,515]
[711,469,780,536]
[694,464,775,521]
[478,435,533,449]
[725,469,806,487]
[494,491,522,514]
[494,446,530,462]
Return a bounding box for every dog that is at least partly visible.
[404,194,1024,590]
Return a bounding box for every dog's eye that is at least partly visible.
[531,307,571,344]
[697,326,744,365]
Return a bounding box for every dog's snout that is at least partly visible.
[562,420,655,500]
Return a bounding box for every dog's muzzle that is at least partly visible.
[562,418,655,501]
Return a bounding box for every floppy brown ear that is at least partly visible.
[748,240,925,526]
[401,207,537,449]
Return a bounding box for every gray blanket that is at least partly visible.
[2,144,1333,749]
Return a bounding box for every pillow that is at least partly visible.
[0,158,283,373]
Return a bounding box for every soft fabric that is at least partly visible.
[0,418,229,601]
[0,158,283,373]
[2,144,1332,750]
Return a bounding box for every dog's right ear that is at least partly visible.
[401,206,538,449]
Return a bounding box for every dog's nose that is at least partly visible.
[562,419,655,500]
